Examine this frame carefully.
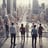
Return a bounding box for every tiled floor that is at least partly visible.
[1,37,48,48]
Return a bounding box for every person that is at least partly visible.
[16,23,19,37]
[0,17,3,32]
[20,24,25,42]
[31,22,34,28]
[4,16,9,38]
[32,22,34,27]
[25,23,29,38]
[10,23,16,47]
[38,24,44,39]
[4,15,8,25]
[0,17,4,37]
[5,22,9,39]
[38,24,44,45]
[31,25,37,48]
[31,22,34,30]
